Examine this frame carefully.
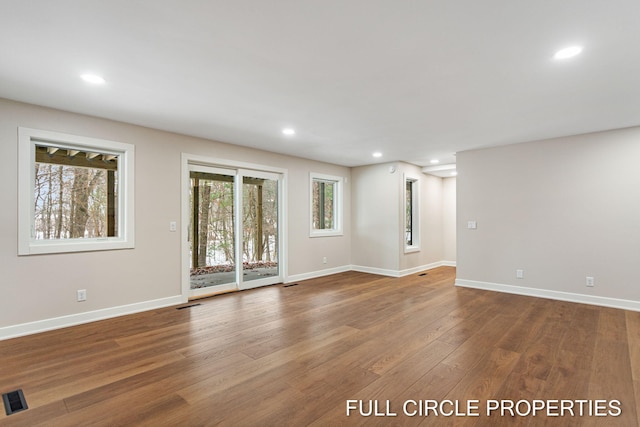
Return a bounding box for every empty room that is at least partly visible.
[1,1,639,426]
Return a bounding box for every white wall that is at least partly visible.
[442,177,457,263]
[351,163,400,272]
[286,162,352,277]
[0,98,351,337]
[351,161,455,276]
[456,126,640,309]
[398,163,445,273]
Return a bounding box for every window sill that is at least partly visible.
[310,231,344,238]
[19,238,134,256]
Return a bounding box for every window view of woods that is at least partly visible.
[189,171,278,289]
[406,179,413,246]
[404,177,419,250]
[190,173,235,270]
[312,178,335,230]
[34,144,118,240]
[242,177,278,266]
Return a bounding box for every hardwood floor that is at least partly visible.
[1,267,639,426]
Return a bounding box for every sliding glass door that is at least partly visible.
[241,171,280,289]
[189,166,237,294]
[188,164,282,298]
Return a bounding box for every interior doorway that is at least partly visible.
[183,157,286,300]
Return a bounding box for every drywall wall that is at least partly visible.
[456,126,640,307]
[351,161,453,275]
[0,98,351,335]
[351,163,401,272]
[398,162,445,273]
[442,177,456,263]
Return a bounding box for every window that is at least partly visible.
[310,173,343,237]
[18,127,134,255]
[404,175,420,252]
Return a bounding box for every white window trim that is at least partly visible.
[404,173,420,253]
[309,172,343,237]
[18,127,135,255]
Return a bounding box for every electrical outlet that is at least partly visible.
[323,257,327,264]
[586,276,595,287]
[516,269,524,279]
[169,221,177,232]
[77,289,87,302]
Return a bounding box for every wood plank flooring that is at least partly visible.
[1,267,638,426]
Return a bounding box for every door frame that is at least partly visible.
[180,153,288,302]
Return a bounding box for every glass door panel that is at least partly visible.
[240,171,280,289]
[189,166,237,295]
[186,163,283,298]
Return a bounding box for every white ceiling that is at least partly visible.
[1,1,639,167]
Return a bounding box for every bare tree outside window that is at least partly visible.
[19,127,134,255]
[309,173,343,237]
[188,170,280,290]
[404,176,420,252]
[33,145,118,240]
[312,179,335,230]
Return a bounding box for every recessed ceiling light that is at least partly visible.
[282,128,295,135]
[554,46,583,60]
[373,152,382,158]
[81,74,106,84]
[430,159,440,164]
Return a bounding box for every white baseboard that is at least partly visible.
[352,261,456,278]
[0,295,184,341]
[287,261,457,282]
[286,265,352,283]
[455,279,640,312]
[351,265,401,277]
[398,261,455,277]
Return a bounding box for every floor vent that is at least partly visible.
[3,389,28,416]
[419,273,428,277]
[283,283,299,288]
[176,303,202,310]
